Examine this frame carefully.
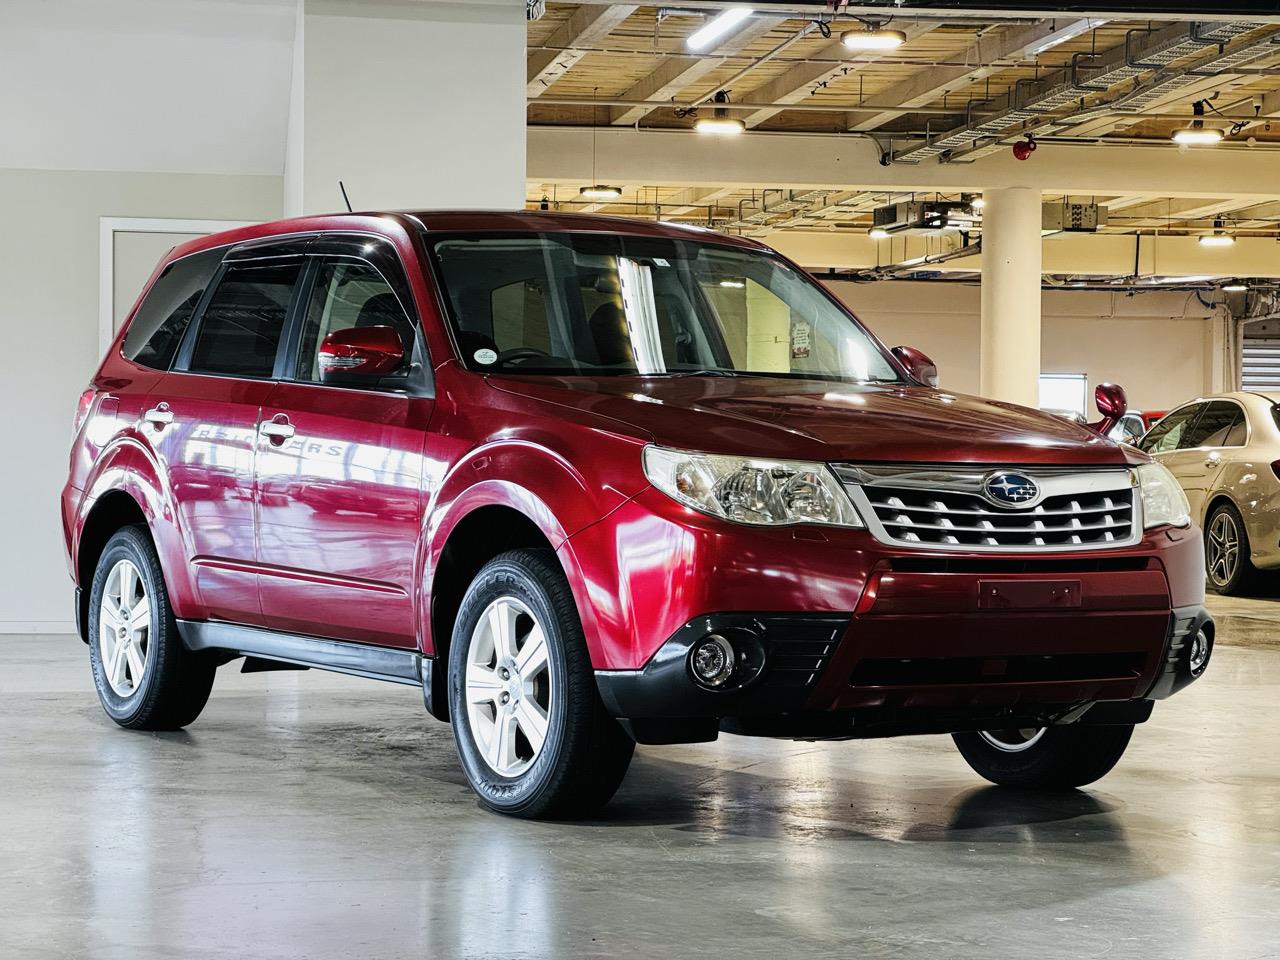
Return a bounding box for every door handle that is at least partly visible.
[143,403,173,429]
[1204,453,1221,467]
[260,414,295,444]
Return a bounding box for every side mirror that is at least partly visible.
[891,345,939,388]
[318,326,405,383]
[1091,382,1128,436]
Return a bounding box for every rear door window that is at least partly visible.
[186,261,302,378]
[122,247,225,370]
[1179,401,1244,449]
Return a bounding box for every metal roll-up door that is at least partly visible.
[1242,339,1280,392]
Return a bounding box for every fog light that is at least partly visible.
[690,634,736,688]
[1189,629,1211,676]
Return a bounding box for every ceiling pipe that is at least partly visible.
[531,96,1279,124]
[569,0,1280,25]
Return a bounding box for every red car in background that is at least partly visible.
[64,212,1211,818]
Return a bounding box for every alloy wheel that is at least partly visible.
[1207,511,1240,587]
[978,727,1047,753]
[465,597,553,778]
[98,558,151,697]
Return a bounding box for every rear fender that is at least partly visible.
[77,437,203,619]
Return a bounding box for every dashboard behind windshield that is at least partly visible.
[426,232,902,383]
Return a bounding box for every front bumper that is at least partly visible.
[596,603,1213,744]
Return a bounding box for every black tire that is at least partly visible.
[952,724,1134,789]
[1205,501,1260,596]
[448,548,634,819]
[87,525,216,730]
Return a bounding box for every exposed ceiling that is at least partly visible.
[524,2,1280,248]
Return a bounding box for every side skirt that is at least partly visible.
[178,619,423,687]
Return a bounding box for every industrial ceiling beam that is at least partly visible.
[738,23,939,128]
[845,18,1100,132]
[608,16,779,126]
[528,125,1280,198]
[527,4,638,97]
[564,1,1280,25]
[763,231,1280,277]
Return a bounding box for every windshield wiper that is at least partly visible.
[641,369,748,378]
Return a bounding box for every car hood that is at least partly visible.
[490,375,1133,466]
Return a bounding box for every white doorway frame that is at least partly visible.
[98,217,259,353]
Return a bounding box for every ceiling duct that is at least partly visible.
[1042,202,1107,234]
[872,200,979,235]
[887,20,1264,164]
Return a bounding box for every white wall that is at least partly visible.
[288,0,527,214]
[0,169,281,632]
[828,280,1230,416]
[0,0,294,175]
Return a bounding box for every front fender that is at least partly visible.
[420,436,648,659]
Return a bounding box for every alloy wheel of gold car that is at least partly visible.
[1207,509,1241,589]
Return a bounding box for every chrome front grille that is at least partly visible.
[833,465,1139,553]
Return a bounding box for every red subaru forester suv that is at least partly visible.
[64,211,1212,818]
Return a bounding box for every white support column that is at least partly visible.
[285,0,525,216]
[980,187,1042,406]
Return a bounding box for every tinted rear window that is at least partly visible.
[122,247,225,370]
[187,261,301,378]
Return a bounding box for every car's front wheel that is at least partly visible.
[88,525,216,729]
[448,548,634,819]
[952,724,1134,789]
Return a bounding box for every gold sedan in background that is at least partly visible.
[1136,392,1280,594]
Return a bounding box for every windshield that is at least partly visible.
[427,232,902,383]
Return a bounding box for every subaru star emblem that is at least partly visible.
[984,472,1039,507]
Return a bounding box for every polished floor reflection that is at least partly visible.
[1,634,1276,960]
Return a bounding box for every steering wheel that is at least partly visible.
[497,347,553,366]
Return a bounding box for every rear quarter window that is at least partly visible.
[122,247,226,370]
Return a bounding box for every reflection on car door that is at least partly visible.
[254,241,431,648]
[1158,401,1244,520]
[149,251,304,625]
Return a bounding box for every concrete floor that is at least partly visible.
[2,609,1278,960]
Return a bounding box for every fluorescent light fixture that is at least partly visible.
[1223,282,1248,292]
[1172,124,1223,145]
[1199,232,1235,247]
[1154,275,1215,284]
[719,279,746,288]
[687,6,754,52]
[579,185,622,201]
[695,115,746,135]
[868,227,889,240]
[841,27,907,50]
[1028,18,1108,55]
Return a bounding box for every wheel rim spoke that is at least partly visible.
[513,625,548,678]
[466,595,554,778]
[127,597,150,633]
[513,698,548,754]
[99,559,148,697]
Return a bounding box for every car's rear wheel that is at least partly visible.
[448,548,634,819]
[1205,501,1260,595]
[952,724,1134,789]
[88,525,216,729]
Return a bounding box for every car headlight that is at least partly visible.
[1136,461,1191,529]
[643,446,863,527]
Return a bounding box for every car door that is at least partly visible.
[254,236,432,648]
[149,244,307,625]
[1165,400,1246,519]
[1144,401,1239,521]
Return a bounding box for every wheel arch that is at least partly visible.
[75,438,200,637]
[75,490,150,643]
[424,499,582,721]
